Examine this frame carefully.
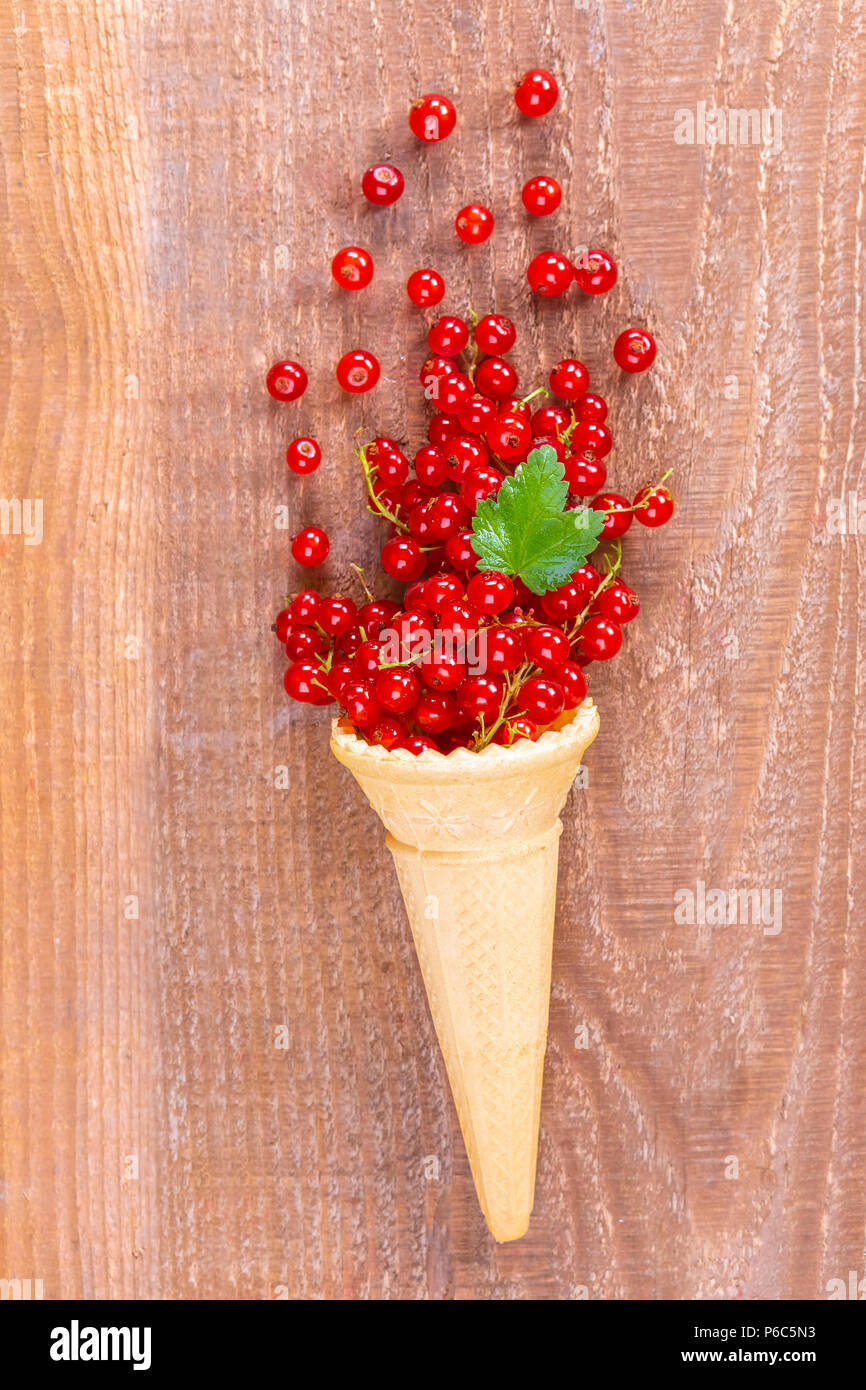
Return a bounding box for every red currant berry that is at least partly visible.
[541,579,588,621]
[361,163,404,205]
[425,416,457,449]
[514,69,559,117]
[376,667,420,714]
[420,649,467,691]
[564,455,607,496]
[497,395,532,421]
[551,660,587,708]
[495,714,539,744]
[531,403,571,438]
[458,393,498,434]
[389,608,435,660]
[455,204,494,244]
[266,360,307,402]
[479,625,525,674]
[591,492,632,539]
[444,436,488,480]
[319,595,357,637]
[407,268,445,307]
[286,437,321,474]
[487,413,531,460]
[531,434,566,462]
[285,625,327,662]
[573,563,602,592]
[291,526,329,566]
[598,582,640,624]
[284,660,332,704]
[357,599,400,639]
[412,444,447,487]
[342,679,381,727]
[549,359,589,401]
[401,479,436,510]
[427,492,471,541]
[474,314,516,355]
[437,373,474,412]
[572,249,618,295]
[428,315,470,356]
[445,529,478,571]
[460,465,505,510]
[373,450,409,487]
[381,535,425,581]
[354,638,385,680]
[634,484,674,526]
[526,625,570,670]
[325,658,359,700]
[419,354,454,388]
[331,245,373,290]
[527,252,573,296]
[368,715,406,749]
[423,573,464,613]
[409,93,456,142]
[274,608,293,642]
[408,501,438,544]
[372,479,404,516]
[336,623,365,658]
[572,419,612,460]
[336,349,380,392]
[574,391,608,423]
[578,617,622,661]
[438,598,479,639]
[518,676,564,724]
[521,175,562,216]
[466,570,514,615]
[415,689,458,735]
[289,588,321,624]
[613,328,657,373]
[474,356,518,401]
[398,734,440,755]
[457,674,504,720]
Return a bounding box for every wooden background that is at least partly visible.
[1,0,864,1301]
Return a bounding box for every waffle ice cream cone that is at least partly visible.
[330,699,599,1242]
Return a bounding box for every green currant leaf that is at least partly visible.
[470,446,606,594]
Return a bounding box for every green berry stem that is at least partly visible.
[356,441,409,533]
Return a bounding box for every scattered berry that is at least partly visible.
[572,249,618,295]
[266,360,307,402]
[409,94,456,142]
[521,175,562,216]
[286,437,321,474]
[574,391,608,423]
[291,526,330,567]
[455,204,494,243]
[331,246,374,290]
[361,164,404,205]
[614,328,657,373]
[527,251,573,296]
[514,69,559,117]
[407,268,445,307]
[336,349,380,392]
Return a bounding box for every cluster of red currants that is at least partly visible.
[270,73,674,753]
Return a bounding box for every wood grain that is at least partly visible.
[1,0,864,1300]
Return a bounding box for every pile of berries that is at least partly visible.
[268,74,674,755]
